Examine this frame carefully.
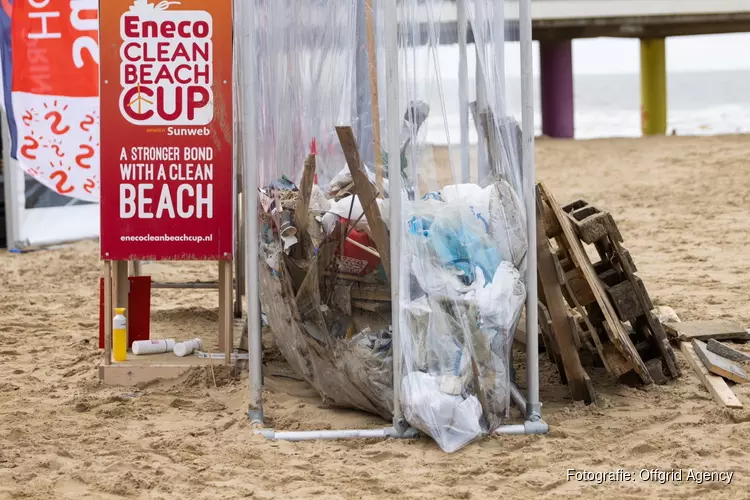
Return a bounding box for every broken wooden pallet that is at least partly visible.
[561,199,680,380]
[538,183,654,385]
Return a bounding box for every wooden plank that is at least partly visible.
[612,245,637,274]
[351,300,390,313]
[542,203,562,238]
[567,210,610,244]
[346,237,380,257]
[607,234,679,378]
[600,341,634,378]
[350,286,391,303]
[322,271,378,283]
[536,201,596,404]
[552,226,611,369]
[562,280,605,358]
[707,339,750,363]
[536,302,568,384]
[218,263,226,354]
[693,339,750,384]
[680,341,742,408]
[469,101,494,171]
[336,126,391,282]
[219,260,233,364]
[563,202,624,244]
[113,260,129,310]
[364,0,384,195]
[664,320,750,342]
[605,277,653,321]
[538,182,652,385]
[565,267,596,306]
[103,261,113,366]
[295,153,316,240]
[152,281,220,289]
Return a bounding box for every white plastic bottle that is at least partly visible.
[173,338,203,357]
[132,339,176,355]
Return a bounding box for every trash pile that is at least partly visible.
[257,127,528,452]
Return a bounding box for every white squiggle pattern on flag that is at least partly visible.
[12,93,100,201]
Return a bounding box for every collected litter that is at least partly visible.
[257,122,529,452]
[129,337,211,359]
[174,338,203,357]
[132,338,175,355]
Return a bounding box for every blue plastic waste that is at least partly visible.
[408,213,501,285]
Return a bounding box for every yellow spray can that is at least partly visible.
[113,308,127,362]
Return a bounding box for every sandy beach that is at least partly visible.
[2,134,750,499]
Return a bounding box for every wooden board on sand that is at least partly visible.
[693,339,750,385]
[664,320,750,342]
[707,339,750,363]
[679,341,742,408]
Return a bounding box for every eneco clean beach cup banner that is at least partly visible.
[99,0,233,261]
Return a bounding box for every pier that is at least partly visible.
[408,0,750,137]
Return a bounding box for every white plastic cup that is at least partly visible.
[132,339,176,355]
[173,338,203,358]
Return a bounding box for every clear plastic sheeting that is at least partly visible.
[245,0,528,452]
[249,0,359,188]
[394,0,527,452]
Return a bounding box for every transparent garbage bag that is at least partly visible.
[399,186,526,452]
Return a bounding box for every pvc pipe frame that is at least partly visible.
[256,427,420,442]
[254,421,551,441]
[245,0,546,439]
[1,109,20,250]
[383,0,408,435]
[457,0,471,183]
[519,0,542,423]
[241,0,264,424]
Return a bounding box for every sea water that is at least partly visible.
[419,34,750,142]
[423,69,750,143]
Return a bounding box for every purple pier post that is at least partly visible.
[540,40,574,138]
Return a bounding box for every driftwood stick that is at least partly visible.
[295,153,316,236]
[364,0,384,196]
[293,153,316,260]
[335,126,391,282]
[345,237,380,258]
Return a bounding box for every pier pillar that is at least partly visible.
[640,38,667,136]
[540,39,574,138]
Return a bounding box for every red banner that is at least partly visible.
[99,0,233,260]
[11,0,98,96]
[10,0,100,200]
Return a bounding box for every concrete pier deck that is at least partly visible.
[404,0,750,44]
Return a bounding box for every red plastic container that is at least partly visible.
[338,218,380,276]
